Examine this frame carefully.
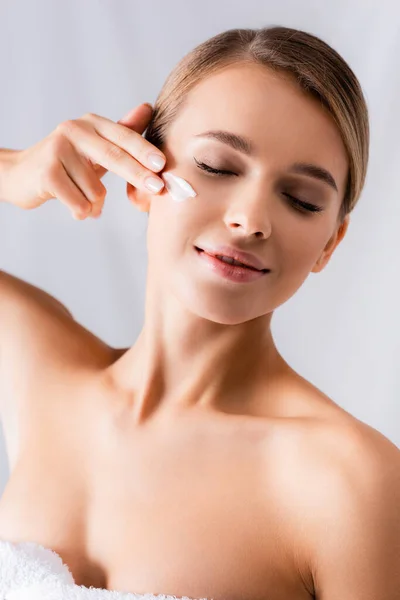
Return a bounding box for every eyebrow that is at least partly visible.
[193,129,339,193]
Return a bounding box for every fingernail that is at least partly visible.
[161,172,197,203]
[145,176,164,193]
[148,152,166,171]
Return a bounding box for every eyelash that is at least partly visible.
[194,159,324,214]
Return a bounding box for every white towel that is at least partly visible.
[0,540,208,600]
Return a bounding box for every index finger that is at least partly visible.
[84,112,166,173]
[90,104,154,178]
[90,102,161,177]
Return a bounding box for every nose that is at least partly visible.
[223,187,272,239]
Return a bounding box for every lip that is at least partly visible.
[195,247,269,283]
[196,244,268,272]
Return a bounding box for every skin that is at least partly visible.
[0,63,399,600]
[119,62,349,420]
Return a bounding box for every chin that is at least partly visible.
[171,273,267,325]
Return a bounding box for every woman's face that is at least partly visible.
[143,62,350,325]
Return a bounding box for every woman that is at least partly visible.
[0,25,399,600]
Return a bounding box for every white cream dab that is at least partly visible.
[161,171,198,203]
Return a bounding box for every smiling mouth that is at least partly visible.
[195,247,270,273]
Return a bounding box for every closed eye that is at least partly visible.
[194,158,238,177]
[194,158,323,214]
[282,193,323,214]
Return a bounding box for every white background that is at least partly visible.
[0,0,399,494]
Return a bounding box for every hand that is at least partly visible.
[2,103,166,220]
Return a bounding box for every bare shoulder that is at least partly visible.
[302,383,399,473]
[280,369,399,462]
[0,269,115,403]
[302,401,400,512]
[0,270,119,473]
[0,268,74,319]
[284,383,400,599]
[288,377,400,505]
[311,415,399,598]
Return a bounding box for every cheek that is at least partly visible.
[159,172,196,202]
[147,188,199,256]
[152,170,217,229]
[280,224,329,272]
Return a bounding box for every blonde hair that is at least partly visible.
[144,26,370,225]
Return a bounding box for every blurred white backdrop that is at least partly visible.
[0,0,399,494]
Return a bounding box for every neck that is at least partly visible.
[106,280,288,425]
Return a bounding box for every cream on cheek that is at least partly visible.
[161,171,198,203]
